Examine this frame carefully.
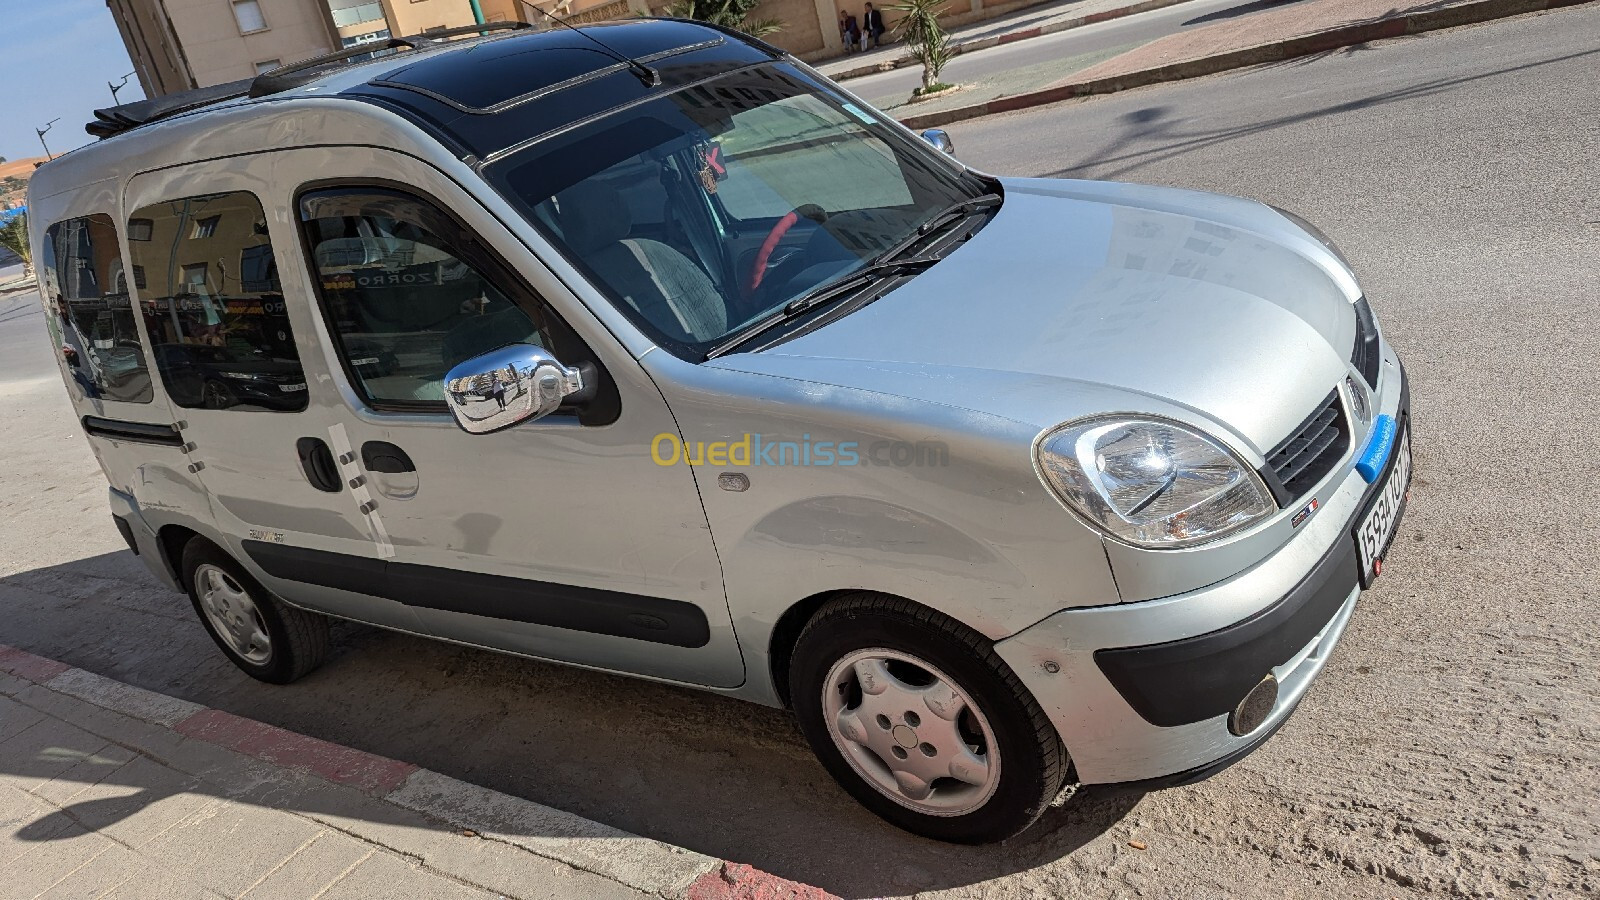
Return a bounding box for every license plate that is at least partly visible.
[278,383,307,393]
[1354,426,1411,587]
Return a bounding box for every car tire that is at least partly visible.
[790,593,1069,843]
[181,538,329,684]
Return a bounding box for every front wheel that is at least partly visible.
[790,594,1070,843]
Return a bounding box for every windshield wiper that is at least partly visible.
[704,255,943,359]
[875,192,1003,264]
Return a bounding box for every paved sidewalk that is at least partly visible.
[815,0,1196,81]
[0,646,831,900]
[894,0,1595,126]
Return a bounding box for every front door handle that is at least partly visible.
[296,437,342,493]
[361,441,416,474]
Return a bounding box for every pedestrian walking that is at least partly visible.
[865,3,886,48]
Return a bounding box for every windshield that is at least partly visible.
[486,64,990,359]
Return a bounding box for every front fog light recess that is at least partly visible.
[1035,416,1276,548]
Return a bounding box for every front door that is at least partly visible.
[275,148,742,688]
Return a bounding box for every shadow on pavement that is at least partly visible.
[0,551,1146,897]
[1040,45,1600,181]
[1181,0,1317,28]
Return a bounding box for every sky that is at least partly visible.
[0,0,145,164]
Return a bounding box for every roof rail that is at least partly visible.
[84,20,534,139]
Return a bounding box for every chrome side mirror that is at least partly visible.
[444,343,583,434]
[921,129,956,156]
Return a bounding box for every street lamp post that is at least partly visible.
[109,72,136,105]
[36,119,59,161]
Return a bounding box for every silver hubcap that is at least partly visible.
[822,648,1000,816]
[195,564,271,665]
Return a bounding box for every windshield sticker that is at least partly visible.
[840,102,875,125]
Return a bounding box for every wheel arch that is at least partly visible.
[768,589,953,709]
[156,523,201,586]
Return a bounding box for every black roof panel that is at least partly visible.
[370,20,736,114]
[343,20,780,163]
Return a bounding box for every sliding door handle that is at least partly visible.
[296,437,342,493]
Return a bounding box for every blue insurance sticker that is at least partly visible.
[1355,414,1397,483]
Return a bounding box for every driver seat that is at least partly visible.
[556,181,727,343]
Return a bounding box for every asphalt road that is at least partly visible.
[2,7,1598,899]
[846,0,1318,102]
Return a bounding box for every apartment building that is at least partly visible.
[107,0,552,97]
[108,0,1060,99]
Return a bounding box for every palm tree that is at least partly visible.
[0,211,30,276]
[889,0,951,94]
[663,0,783,37]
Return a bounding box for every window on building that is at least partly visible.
[329,0,385,27]
[129,191,308,412]
[180,263,209,291]
[40,213,154,404]
[127,218,152,241]
[298,187,580,409]
[254,59,281,75]
[190,215,220,239]
[232,0,267,33]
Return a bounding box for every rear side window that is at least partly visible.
[298,188,560,409]
[39,214,153,403]
[127,191,308,412]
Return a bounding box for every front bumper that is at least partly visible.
[995,355,1408,785]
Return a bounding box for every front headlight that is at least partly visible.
[1034,417,1276,549]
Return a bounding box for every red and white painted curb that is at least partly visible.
[0,644,835,900]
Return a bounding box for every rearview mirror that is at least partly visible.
[444,343,583,434]
[921,129,956,156]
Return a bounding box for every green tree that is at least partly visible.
[0,211,31,275]
[664,0,783,37]
[890,0,951,94]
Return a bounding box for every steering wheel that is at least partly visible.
[746,205,827,297]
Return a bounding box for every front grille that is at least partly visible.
[1351,297,1380,387]
[1263,390,1350,504]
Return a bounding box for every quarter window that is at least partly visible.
[128,191,308,412]
[40,213,153,404]
[298,188,569,409]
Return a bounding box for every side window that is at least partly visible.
[40,214,153,404]
[298,188,561,409]
[127,191,308,412]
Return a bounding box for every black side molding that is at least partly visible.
[242,541,711,649]
[82,416,184,447]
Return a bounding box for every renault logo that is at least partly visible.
[1346,376,1370,421]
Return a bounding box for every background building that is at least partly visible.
[107,0,1045,99]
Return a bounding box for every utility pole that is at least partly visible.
[36,119,59,161]
[109,72,136,105]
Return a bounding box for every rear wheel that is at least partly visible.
[181,538,329,684]
[790,594,1069,843]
